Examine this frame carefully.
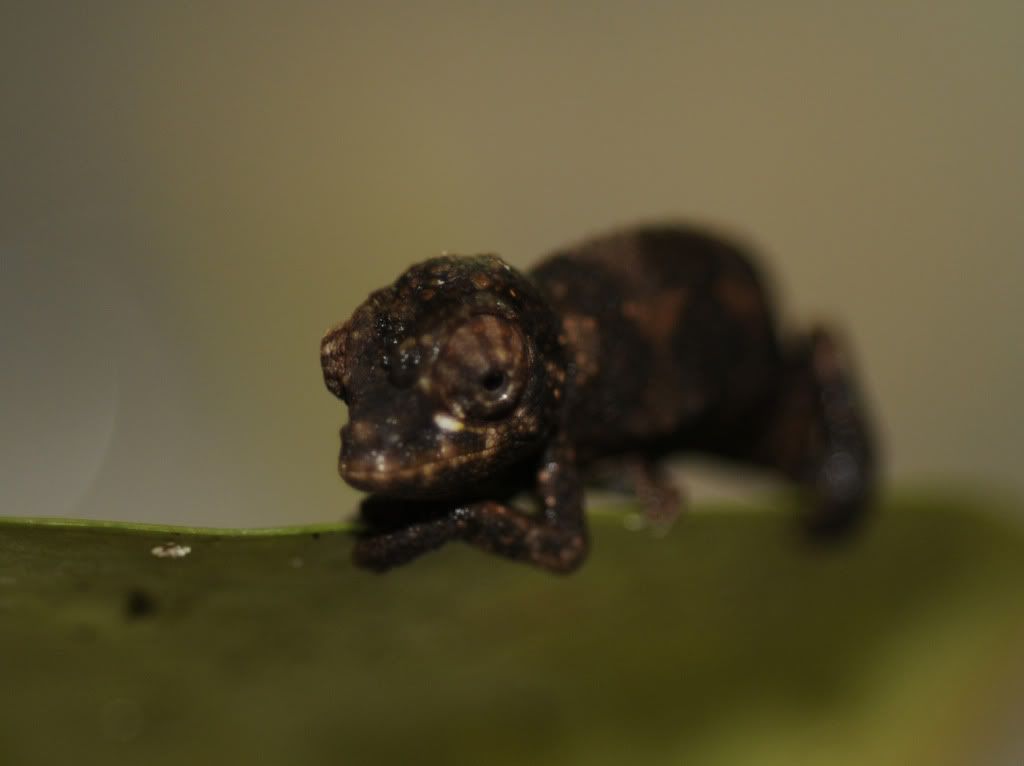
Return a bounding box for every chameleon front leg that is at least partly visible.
[353,438,589,574]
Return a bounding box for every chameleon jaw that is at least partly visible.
[339,444,506,495]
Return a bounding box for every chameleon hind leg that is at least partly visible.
[587,457,684,531]
[752,326,879,537]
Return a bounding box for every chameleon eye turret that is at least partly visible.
[434,315,528,420]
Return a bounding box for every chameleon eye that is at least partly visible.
[481,370,505,391]
[435,315,527,420]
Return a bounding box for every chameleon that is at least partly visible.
[320,225,877,573]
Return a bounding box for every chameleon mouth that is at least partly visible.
[339,445,504,493]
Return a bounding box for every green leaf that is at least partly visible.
[1,494,1022,766]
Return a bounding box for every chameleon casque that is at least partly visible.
[320,225,877,573]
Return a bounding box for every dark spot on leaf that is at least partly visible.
[125,588,158,619]
[311,532,321,541]
[73,624,97,643]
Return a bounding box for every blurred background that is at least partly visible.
[3,6,1024,765]
[2,1,1022,527]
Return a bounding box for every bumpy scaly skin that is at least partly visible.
[320,225,877,573]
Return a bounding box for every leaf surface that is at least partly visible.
[1,495,1022,765]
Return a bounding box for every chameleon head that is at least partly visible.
[320,255,565,498]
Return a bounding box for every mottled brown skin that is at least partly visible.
[320,225,877,573]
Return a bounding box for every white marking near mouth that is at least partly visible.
[433,413,465,432]
[342,444,503,484]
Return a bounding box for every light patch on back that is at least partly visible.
[621,287,688,344]
[561,313,601,385]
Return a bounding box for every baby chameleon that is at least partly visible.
[320,225,877,574]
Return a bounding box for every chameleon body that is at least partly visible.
[320,225,877,573]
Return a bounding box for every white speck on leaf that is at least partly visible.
[150,542,191,559]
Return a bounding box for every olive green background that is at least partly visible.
[2,2,1022,528]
